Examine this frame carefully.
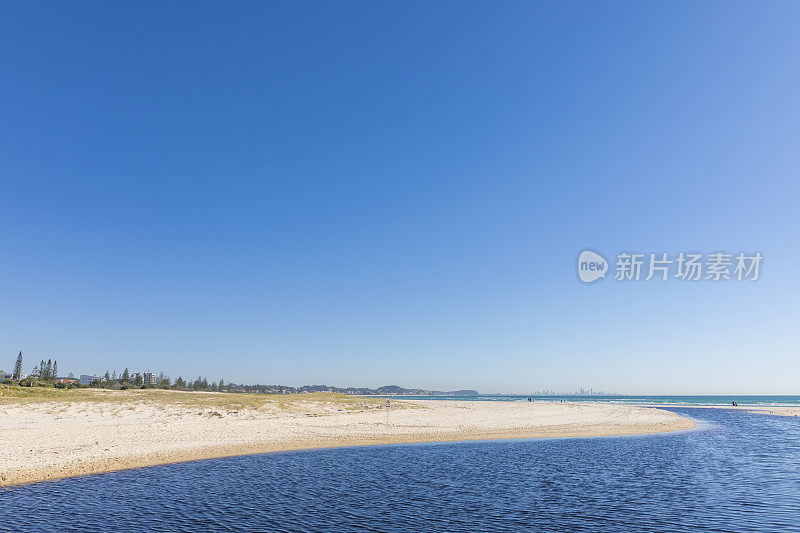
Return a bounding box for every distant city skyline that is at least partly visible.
[2,2,799,394]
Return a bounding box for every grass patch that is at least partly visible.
[0,385,389,412]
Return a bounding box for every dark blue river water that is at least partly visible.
[1,408,799,532]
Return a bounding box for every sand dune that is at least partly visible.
[0,393,694,486]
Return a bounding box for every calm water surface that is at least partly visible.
[1,408,799,532]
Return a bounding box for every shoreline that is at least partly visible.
[640,404,800,417]
[0,425,692,489]
[0,392,695,487]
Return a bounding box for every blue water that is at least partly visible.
[370,395,800,406]
[1,408,799,532]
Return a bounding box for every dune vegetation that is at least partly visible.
[0,385,390,412]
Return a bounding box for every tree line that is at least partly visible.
[4,351,443,396]
[3,351,231,392]
[2,351,70,387]
[95,368,231,392]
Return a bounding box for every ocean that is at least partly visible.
[1,407,798,531]
[368,394,800,406]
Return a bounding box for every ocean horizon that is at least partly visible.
[368,394,800,407]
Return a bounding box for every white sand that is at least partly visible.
[0,399,694,486]
[713,405,800,417]
[638,404,800,417]
[744,406,800,416]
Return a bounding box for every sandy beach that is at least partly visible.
[0,389,694,487]
[744,406,800,416]
[690,405,800,417]
[631,403,800,417]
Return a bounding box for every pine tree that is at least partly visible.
[44,359,52,380]
[121,367,130,383]
[13,351,23,381]
[219,378,225,392]
[39,360,45,378]
[52,360,58,380]
[104,371,110,383]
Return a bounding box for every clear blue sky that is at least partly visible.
[2,2,798,394]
